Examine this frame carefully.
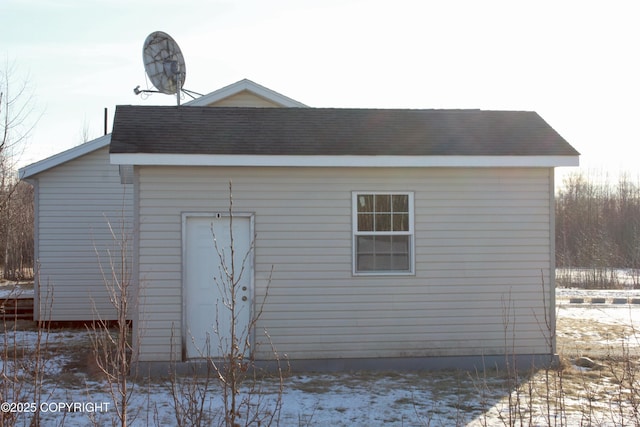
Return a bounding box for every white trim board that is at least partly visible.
[19,134,111,179]
[111,153,579,168]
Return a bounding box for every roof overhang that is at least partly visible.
[19,134,111,179]
[110,153,579,168]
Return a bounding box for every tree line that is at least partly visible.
[556,171,640,271]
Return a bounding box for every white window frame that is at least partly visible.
[352,191,415,276]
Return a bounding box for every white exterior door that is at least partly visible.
[184,215,253,359]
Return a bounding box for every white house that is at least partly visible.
[21,79,579,371]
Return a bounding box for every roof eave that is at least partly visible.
[19,134,112,179]
[110,153,580,168]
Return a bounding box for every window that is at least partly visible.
[353,192,414,275]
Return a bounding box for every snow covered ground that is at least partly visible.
[0,280,33,299]
[3,326,501,426]
[5,276,640,426]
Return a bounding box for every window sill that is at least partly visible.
[353,271,415,277]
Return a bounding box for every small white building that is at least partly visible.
[21,80,579,371]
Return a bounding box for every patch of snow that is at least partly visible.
[557,287,640,300]
[558,304,640,326]
[0,281,34,299]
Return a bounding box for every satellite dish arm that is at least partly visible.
[133,85,162,95]
[134,85,202,100]
[181,88,203,99]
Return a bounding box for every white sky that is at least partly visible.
[2,0,639,183]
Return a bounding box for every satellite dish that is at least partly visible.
[135,31,201,104]
[142,31,186,100]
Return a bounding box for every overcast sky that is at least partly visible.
[2,0,638,183]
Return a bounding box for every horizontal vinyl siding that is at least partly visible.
[136,166,553,362]
[35,147,133,320]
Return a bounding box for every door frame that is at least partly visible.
[181,211,255,360]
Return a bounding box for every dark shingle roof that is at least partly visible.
[110,106,579,156]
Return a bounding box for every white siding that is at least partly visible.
[33,147,133,320]
[136,166,554,362]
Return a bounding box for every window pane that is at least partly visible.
[357,254,375,271]
[391,253,410,270]
[391,235,409,252]
[357,235,374,252]
[375,194,391,212]
[358,214,374,231]
[393,213,409,231]
[392,194,409,212]
[375,213,391,231]
[358,195,374,212]
[373,235,392,253]
[375,254,393,270]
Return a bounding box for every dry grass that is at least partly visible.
[494,311,640,425]
[557,315,636,357]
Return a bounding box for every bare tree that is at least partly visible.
[89,195,135,427]
[79,116,93,144]
[1,59,39,181]
[169,181,285,427]
[1,59,40,279]
[208,181,284,427]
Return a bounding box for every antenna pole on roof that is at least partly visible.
[104,108,108,135]
[176,64,181,106]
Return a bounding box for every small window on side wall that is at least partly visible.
[353,192,414,275]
